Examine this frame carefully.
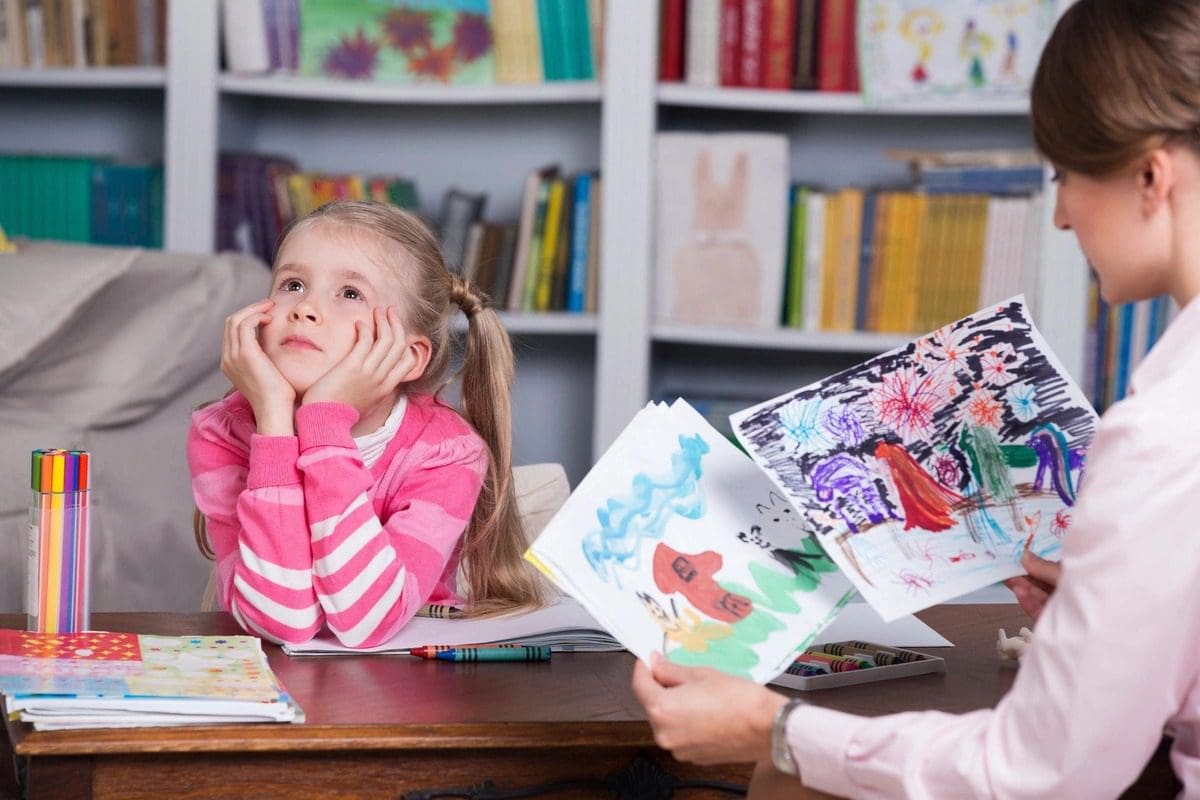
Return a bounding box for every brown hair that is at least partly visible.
[198,201,544,615]
[1031,0,1200,177]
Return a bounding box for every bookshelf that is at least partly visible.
[592,0,1088,455]
[1,0,1089,486]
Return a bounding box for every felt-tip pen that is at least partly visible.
[410,646,551,662]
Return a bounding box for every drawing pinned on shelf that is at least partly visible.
[527,399,855,684]
[732,296,1097,621]
[857,0,1054,106]
[654,133,790,329]
[299,0,495,84]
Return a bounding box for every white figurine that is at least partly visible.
[997,627,1035,663]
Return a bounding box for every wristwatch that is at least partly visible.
[771,697,805,776]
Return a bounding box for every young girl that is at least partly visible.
[633,0,1200,796]
[188,201,542,648]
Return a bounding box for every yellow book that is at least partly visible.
[864,192,891,331]
[534,178,566,311]
[833,188,863,332]
[345,175,367,201]
[492,0,524,83]
[959,194,990,318]
[893,193,923,332]
[287,174,315,218]
[819,191,843,329]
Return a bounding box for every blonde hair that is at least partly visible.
[197,200,544,616]
[1031,0,1200,177]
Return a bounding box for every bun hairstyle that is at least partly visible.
[1031,0,1200,177]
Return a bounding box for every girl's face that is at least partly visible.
[260,225,411,396]
[1052,163,1172,305]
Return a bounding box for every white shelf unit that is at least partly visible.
[2,1,1088,484]
[164,1,604,484]
[592,1,1087,453]
[0,67,166,87]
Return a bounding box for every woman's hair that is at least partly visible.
[1031,0,1200,177]
[276,200,544,615]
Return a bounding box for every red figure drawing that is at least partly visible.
[652,543,753,623]
[875,442,963,532]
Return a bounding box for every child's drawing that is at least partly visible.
[732,298,1098,620]
[654,133,789,329]
[528,400,854,684]
[858,0,1053,106]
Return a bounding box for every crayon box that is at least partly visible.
[769,640,946,691]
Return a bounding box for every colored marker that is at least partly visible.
[408,643,521,658]
[419,646,551,662]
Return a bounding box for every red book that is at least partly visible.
[659,0,686,81]
[719,0,743,86]
[816,0,852,92]
[762,0,796,89]
[843,0,859,92]
[739,0,766,87]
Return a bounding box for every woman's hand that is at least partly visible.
[631,653,788,766]
[1004,549,1062,620]
[301,306,417,418]
[222,299,296,434]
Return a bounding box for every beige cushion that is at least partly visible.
[200,462,571,612]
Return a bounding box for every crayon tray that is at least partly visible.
[768,641,946,691]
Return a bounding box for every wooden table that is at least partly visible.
[0,606,1178,799]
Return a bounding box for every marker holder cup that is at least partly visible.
[26,449,92,633]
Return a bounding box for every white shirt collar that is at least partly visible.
[353,395,408,469]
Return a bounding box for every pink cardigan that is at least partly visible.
[188,392,487,647]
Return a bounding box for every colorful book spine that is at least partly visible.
[28,449,90,634]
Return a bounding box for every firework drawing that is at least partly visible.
[732,297,1098,620]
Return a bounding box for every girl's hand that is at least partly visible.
[301,306,417,417]
[1004,549,1062,621]
[222,299,296,434]
[631,654,787,766]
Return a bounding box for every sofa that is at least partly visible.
[0,241,268,613]
[1,241,573,616]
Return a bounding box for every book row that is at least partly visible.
[222,0,603,85]
[1085,277,1176,413]
[660,0,858,92]
[660,0,1053,105]
[216,154,601,315]
[654,132,1043,335]
[0,0,165,69]
[0,154,162,248]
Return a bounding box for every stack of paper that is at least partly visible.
[527,399,858,684]
[0,629,302,731]
[283,597,621,656]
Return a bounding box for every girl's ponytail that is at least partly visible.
[450,275,546,614]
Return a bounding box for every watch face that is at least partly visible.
[772,699,803,776]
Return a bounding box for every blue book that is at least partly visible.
[853,191,877,330]
[919,166,1044,196]
[566,173,592,313]
[1114,303,1135,402]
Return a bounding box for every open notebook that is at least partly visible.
[283,597,622,656]
[281,597,949,656]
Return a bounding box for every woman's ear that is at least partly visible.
[401,335,432,383]
[1139,147,1176,216]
